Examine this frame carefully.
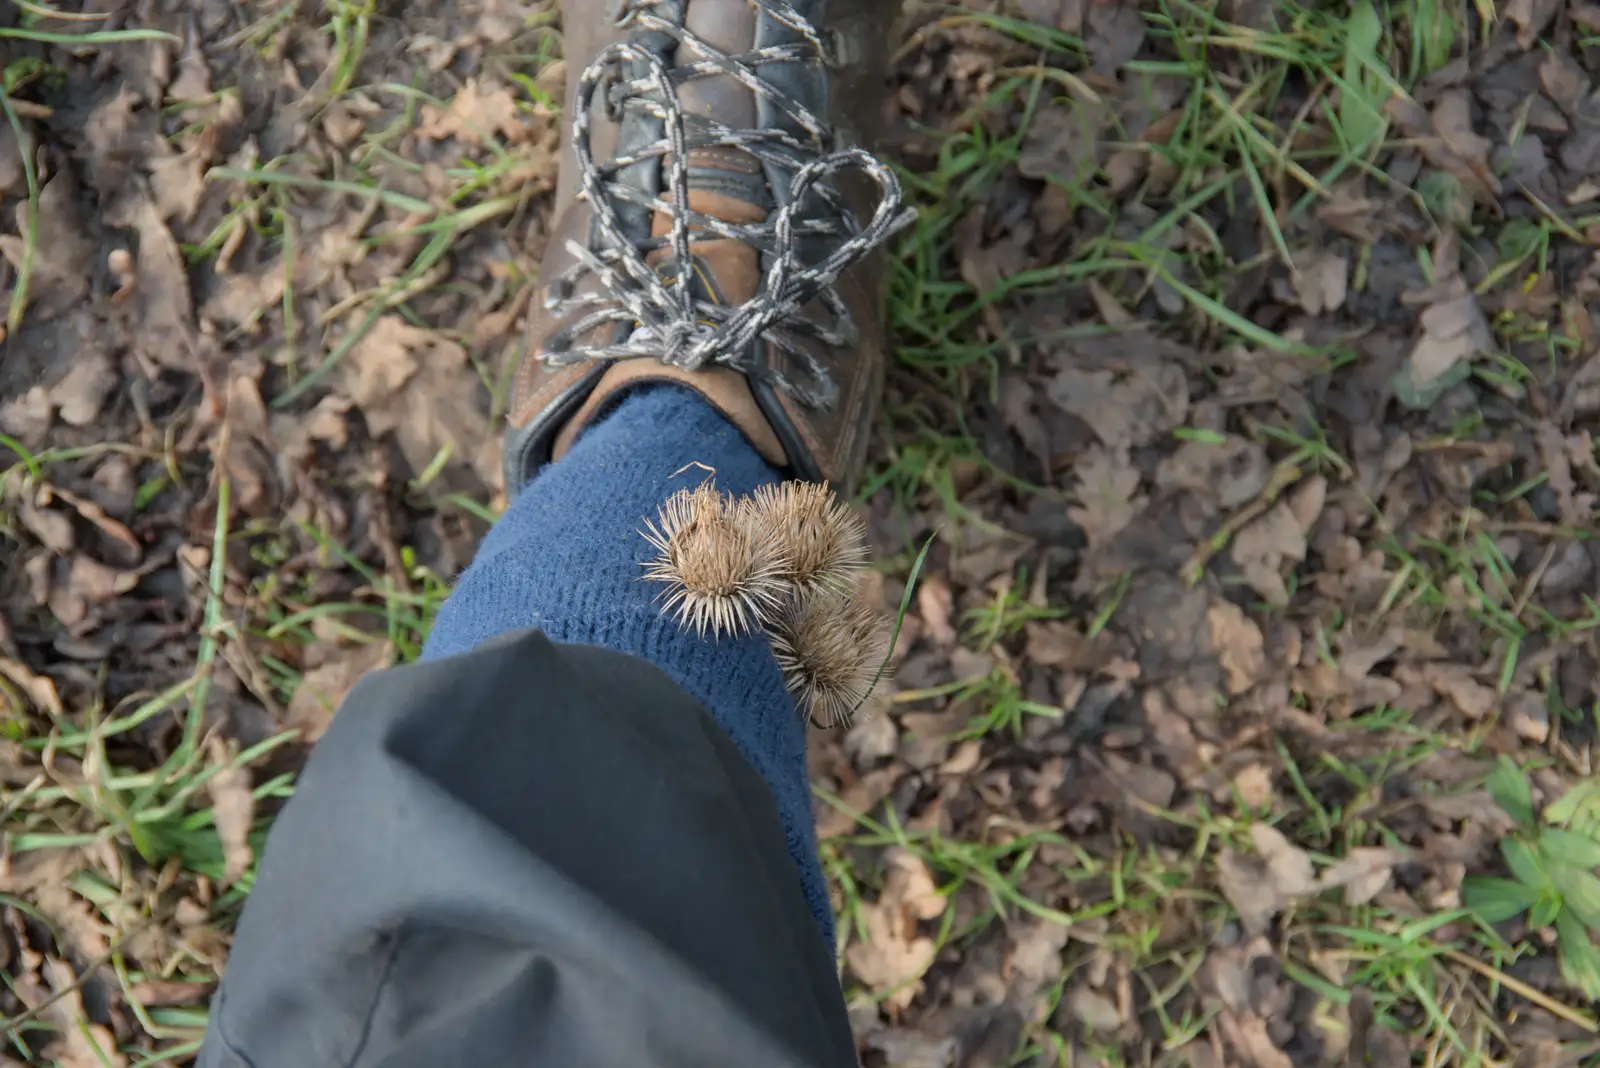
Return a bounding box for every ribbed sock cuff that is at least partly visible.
[422,388,832,943]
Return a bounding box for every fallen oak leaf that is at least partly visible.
[1252,823,1317,896]
[47,350,118,427]
[1216,824,1319,936]
[0,170,95,324]
[38,957,127,1068]
[1207,600,1266,695]
[0,657,62,716]
[286,640,395,742]
[205,736,255,886]
[1068,444,1146,550]
[105,194,196,372]
[338,315,500,489]
[47,488,140,566]
[844,848,944,1013]
[418,79,532,145]
[1504,0,1562,49]
[1395,286,1492,410]
[1291,249,1349,315]
[1316,846,1404,906]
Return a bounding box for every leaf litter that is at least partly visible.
[0,0,1599,1065]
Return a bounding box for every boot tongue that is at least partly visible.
[649,188,765,306]
[647,0,770,307]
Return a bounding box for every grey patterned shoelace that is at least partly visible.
[539,1,916,409]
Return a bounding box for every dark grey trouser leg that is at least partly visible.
[198,630,856,1068]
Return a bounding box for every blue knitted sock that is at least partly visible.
[422,388,831,943]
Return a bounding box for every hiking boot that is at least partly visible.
[504,0,912,497]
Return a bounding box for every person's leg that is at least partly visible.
[198,390,857,1068]
[423,385,833,938]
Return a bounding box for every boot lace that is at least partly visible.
[538,0,915,410]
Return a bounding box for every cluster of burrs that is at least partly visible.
[641,481,889,728]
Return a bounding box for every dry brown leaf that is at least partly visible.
[1506,689,1550,743]
[1430,90,1495,179]
[201,259,287,333]
[61,555,141,610]
[1316,847,1402,905]
[1048,365,1189,449]
[149,145,208,224]
[1155,435,1270,512]
[48,350,118,427]
[273,394,354,467]
[915,575,957,650]
[205,736,255,886]
[1419,662,1496,719]
[286,640,394,741]
[106,195,195,370]
[475,0,536,42]
[0,172,95,322]
[1006,919,1070,996]
[1217,825,1319,936]
[1540,51,1590,115]
[418,79,530,145]
[1216,848,1282,936]
[844,848,943,1012]
[1233,764,1275,810]
[35,879,112,961]
[215,371,277,516]
[1406,288,1492,396]
[1536,422,1593,525]
[1218,1011,1294,1068]
[0,386,51,443]
[339,316,499,489]
[1087,2,1145,75]
[1068,444,1146,549]
[1017,98,1107,184]
[1384,92,1500,203]
[0,847,81,895]
[19,496,74,553]
[1505,0,1562,49]
[1068,985,1124,1033]
[1252,823,1317,896]
[1230,503,1307,607]
[129,979,213,1009]
[1207,600,1266,695]
[47,486,141,566]
[1292,250,1348,315]
[38,958,127,1068]
[0,657,62,716]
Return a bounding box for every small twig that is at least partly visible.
[1510,541,1557,623]
[1181,458,1304,585]
[1443,948,1598,1033]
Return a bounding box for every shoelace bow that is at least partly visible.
[539,0,916,409]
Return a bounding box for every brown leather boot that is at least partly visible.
[505,0,911,497]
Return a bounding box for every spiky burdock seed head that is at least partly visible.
[738,481,867,600]
[769,580,890,729]
[642,484,789,638]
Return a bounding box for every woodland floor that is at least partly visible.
[2,0,1600,1065]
